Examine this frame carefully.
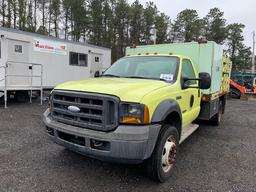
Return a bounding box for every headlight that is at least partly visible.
[119,102,150,124]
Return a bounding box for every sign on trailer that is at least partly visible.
[33,38,67,55]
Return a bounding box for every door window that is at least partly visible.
[182,59,196,85]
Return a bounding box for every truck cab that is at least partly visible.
[43,42,230,182]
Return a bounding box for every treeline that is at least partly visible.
[0,0,252,69]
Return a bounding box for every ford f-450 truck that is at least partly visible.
[43,41,231,182]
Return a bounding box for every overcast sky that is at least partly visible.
[128,0,255,48]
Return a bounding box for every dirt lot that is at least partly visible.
[0,99,256,192]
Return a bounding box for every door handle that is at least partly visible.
[190,95,194,108]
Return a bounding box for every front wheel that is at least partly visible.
[146,125,179,182]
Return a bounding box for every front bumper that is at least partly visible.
[43,109,161,164]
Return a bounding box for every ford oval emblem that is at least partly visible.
[68,106,80,113]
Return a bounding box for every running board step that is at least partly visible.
[179,124,199,144]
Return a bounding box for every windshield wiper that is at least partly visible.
[125,76,148,79]
[101,74,121,78]
[125,76,167,81]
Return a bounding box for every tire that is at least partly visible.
[146,125,179,182]
[230,87,241,99]
[211,101,222,126]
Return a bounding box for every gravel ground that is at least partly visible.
[0,99,256,192]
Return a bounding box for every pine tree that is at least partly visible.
[155,12,170,44]
[204,8,226,44]
[10,0,18,28]
[114,0,129,60]
[172,9,200,42]
[142,2,157,44]
[6,0,11,27]
[27,0,35,32]
[51,0,61,37]
[129,0,143,44]
[69,0,87,41]
[18,0,27,30]
[1,0,6,26]
[62,0,71,39]
[88,0,104,45]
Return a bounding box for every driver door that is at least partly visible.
[180,59,201,126]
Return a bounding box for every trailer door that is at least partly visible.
[90,53,103,77]
[7,39,30,88]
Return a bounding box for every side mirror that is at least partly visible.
[199,72,211,89]
[181,77,195,89]
[181,72,211,90]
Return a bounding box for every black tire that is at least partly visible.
[146,125,179,182]
[230,87,241,99]
[211,101,222,126]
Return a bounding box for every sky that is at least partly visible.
[128,0,256,49]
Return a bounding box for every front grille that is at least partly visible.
[51,90,119,132]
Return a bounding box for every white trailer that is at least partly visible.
[0,27,111,108]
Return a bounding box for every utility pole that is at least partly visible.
[153,28,157,45]
[252,31,255,73]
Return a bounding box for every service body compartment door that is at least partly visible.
[6,39,30,88]
[90,53,103,77]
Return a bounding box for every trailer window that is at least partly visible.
[95,57,99,62]
[14,45,22,53]
[79,54,87,66]
[70,52,88,67]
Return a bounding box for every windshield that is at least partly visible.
[103,56,179,81]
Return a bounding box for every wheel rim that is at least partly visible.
[161,135,177,173]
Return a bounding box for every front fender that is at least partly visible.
[151,99,182,123]
[151,99,182,138]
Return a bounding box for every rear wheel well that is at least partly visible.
[163,112,182,139]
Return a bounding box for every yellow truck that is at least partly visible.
[43,41,231,182]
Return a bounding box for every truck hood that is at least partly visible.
[55,77,168,102]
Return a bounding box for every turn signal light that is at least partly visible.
[143,105,150,124]
[122,117,141,124]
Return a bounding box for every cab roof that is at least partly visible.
[125,53,189,60]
